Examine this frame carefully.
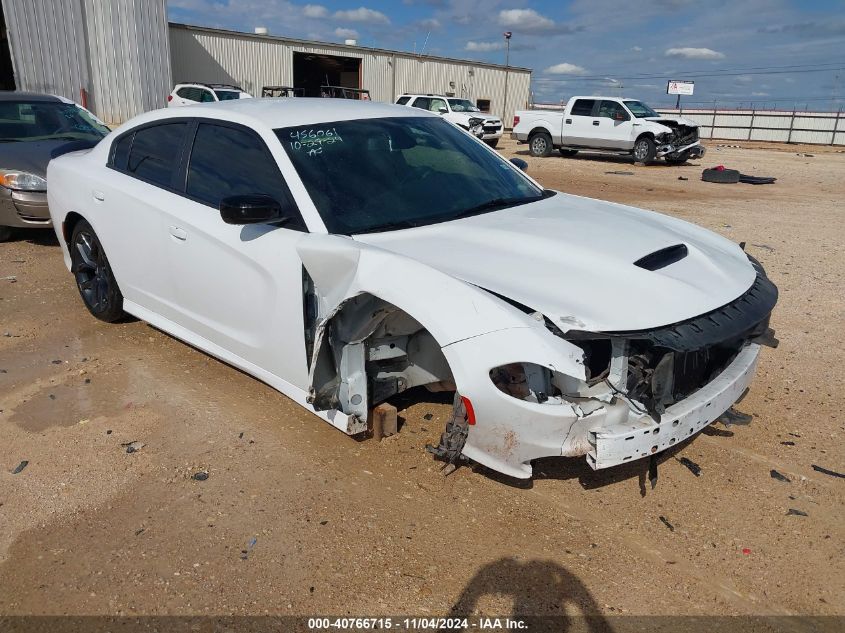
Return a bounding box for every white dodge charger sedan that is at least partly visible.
[47,99,777,479]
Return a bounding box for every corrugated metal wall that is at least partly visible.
[2,0,89,100]
[84,0,171,124]
[169,24,531,127]
[2,0,171,124]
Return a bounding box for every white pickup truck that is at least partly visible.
[512,96,705,164]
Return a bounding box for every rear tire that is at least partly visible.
[559,149,578,157]
[0,226,12,242]
[633,136,656,164]
[484,139,499,149]
[70,219,125,322]
[528,132,552,157]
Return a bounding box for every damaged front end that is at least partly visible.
[477,255,778,474]
[653,119,705,160]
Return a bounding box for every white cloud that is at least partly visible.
[302,4,328,18]
[419,18,441,29]
[545,62,588,75]
[631,46,643,52]
[499,8,554,30]
[751,91,769,96]
[334,27,359,39]
[334,7,390,24]
[665,47,725,59]
[465,41,505,52]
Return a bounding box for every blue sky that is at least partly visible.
[168,0,845,109]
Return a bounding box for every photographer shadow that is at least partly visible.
[449,557,614,633]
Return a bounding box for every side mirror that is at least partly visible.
[509,157,528,172]
[614,111,628,121]
[438,107,448,114]
[220,194,284,225]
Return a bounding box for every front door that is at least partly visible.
[161,121,312,389]
[591,100,636,149]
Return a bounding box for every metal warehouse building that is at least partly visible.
[0,0,531,127]
[168,23,531,127]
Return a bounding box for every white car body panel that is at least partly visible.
[47,98,774,479]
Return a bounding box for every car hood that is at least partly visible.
[353,193,755,333]
[0,138,101,178]
[645,115,699,128]
[452,112,501,124]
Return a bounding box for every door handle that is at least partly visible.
[633,122,642,126]
[92,190,104,201]
[593,120,600,126]
[565,118,572,124]
[169,226,187,241]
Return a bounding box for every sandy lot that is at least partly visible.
[0,139,843,624]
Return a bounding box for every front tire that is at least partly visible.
[70,219,125,322]
[484,138,499,149]
[528,132,552,157]
[633,136,656,164]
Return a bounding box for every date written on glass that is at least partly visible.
[289,128,344,157]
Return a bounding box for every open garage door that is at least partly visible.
[293,52,360,98]
[0,5,16,90]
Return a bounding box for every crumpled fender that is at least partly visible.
[298,234,587,476]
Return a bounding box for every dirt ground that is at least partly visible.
[0,138,843,625]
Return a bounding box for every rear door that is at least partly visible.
[160,120,312,388]
[99,121,191,319]
[563,98,598,146]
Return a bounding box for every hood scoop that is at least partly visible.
[634,244,688,271]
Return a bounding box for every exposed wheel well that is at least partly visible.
[62,211,85,244]
[529,127,551,140]
[308,292,456,424]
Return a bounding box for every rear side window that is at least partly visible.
[395,96,411,105]
[176,87,199,101]
[186,123,305,230]
[570,99,596,116]
[126,122,188,188]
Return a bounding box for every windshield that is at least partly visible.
[624,100,660,118]
[447,99,480,112]
[276,117,543,234]
[214,90,242,101]
[0,100,110,142]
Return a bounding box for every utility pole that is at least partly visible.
[502,31,511,125]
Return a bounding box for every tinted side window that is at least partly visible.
[411,97,430,110]
[186,123,305,230]
[126,122,188,188]
[109,132,133,170]
[395,96,410,105]
[570,99,596,116]
[199,89,216,103]
[176,87,197,100]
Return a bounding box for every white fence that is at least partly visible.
[655,108,844,146]
[530,103,845,146]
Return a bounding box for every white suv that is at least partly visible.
[168,83,253,107]
[395,94,503,147]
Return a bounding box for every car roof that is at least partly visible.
[0,91,64,102]
[124,97,435,131]
[175,82,244,90]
